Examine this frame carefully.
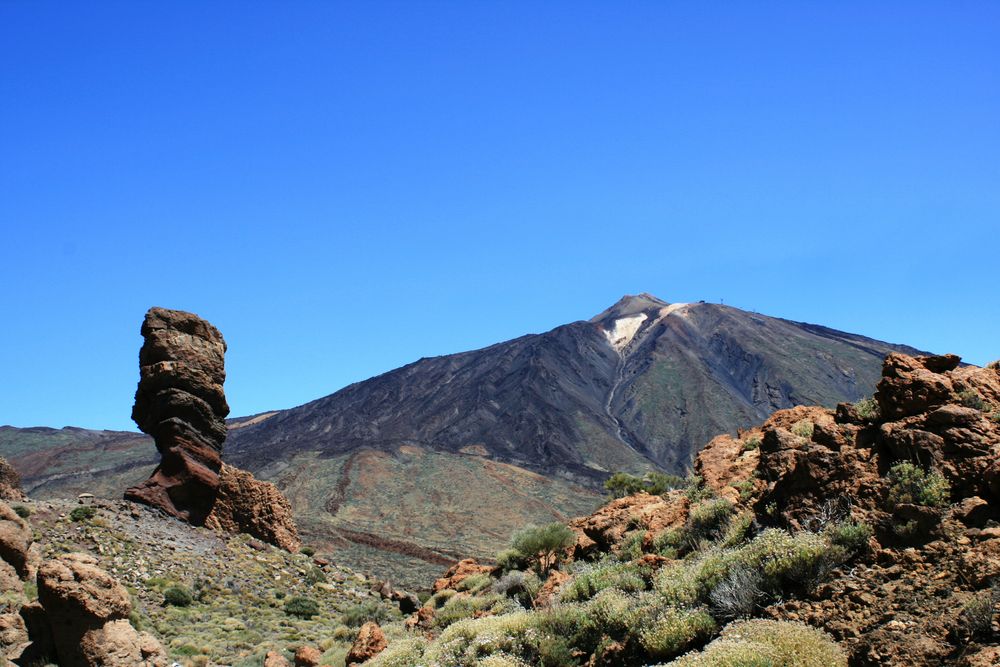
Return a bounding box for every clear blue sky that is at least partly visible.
[2,2,998,431]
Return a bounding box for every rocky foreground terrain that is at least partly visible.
[351,352,1000,666]
[5,351,999,666]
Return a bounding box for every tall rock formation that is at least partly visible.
[125,307,229,524]
[124,307,300,551]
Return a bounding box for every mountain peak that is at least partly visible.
[590,293,670,324]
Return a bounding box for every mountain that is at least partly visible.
[0,295,925,585]
[225,293,923,476]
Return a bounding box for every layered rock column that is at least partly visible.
[125,307,229,525]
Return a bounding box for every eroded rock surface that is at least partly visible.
[124,307,300,551]
[346,621,387,666]
[33,552,167,666]
[0,458,24,502]
[125,307,229,524]
[204,463,301,552]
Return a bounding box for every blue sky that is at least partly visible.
[2,2,998,431]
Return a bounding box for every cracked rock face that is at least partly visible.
[125,307,230,525]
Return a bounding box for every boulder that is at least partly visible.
[0,501,32,578]
[294,645,323,666]
[432,558,494,593]
[0,458,24,501]
[125,307,229,524]
[264,651,291,667]
[204,464,301,552]
[33,552,167,667]
[346,622,387,666]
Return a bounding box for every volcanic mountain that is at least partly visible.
[0,294,924,585]
[224,293,922,476]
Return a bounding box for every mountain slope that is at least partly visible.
[225,294,922,477]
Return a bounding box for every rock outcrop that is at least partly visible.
[431,558,494,594]
[204,464,301,552]
[125,307,229,524]
[690,353,1000,665]
[346,621,387,666]
[22,552,168,666]
[0,501,32,580]
[0,458,24,501]
[124,307,300,551]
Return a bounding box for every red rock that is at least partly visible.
[294,645,323,666]
[0,501,32,579]
[346,622,387,666]
[264,651,291,667]
[533,569,570,607]
[432,558,494,593]
[125,307,228,524]
[0,458,24,501]
[34,553,167,666]
[204,464,302,552]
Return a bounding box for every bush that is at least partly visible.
[958,389,987,411]
[163,585,194,607]
[639,607,717,660]
[70,506,96,522]
[284,595,320,619]
[341,599,392,626]
[708,564,765,621]
[560,560,647,602]
[825,519,872,555]
[496,548,530,572]
[605,471,686,498]
[853,396,879,420]
[457,572,492,593]
[791,419,814,439]
[685,498,735,547]
[887,462,950,508]
[742,435,761,451]
[959,587,1000,639]
[434,593,511,629]
[12,505,30,519]
[510,523,576,575]
[492,570,541,607]
[670,619,847,666]
[300,545,315,556]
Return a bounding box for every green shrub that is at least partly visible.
[605,472,645,498]
[560,560,647,602]
[492,570,541,607]
[791,419,814,439]
[616,531,645,561]
[342,600,393,626]
[959,587,1000,639]
[163,585,194,607]
[887,462,950,507]
[510,523,576,575]
[434,593,511,629]
[284,595,320,619]
[958,389,986,411]
[669,619,847,666]
[853,396,879,420]
[496,548,530,572]
[300,545,315,556]
[457,572,492,593]
[652,528,685,558]
[70,506,96,522]
[366,639,427,667]
[825,519,872,555]
[604,471,686,498]
[685,498,735,547]
[742,435,761,451]
[685,475,716,503]
[12,505,30,519]
[639,607,716,660]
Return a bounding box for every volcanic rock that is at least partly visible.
[346,621,387,666]
[125,307,229,524]
[33,552,167,666]
[294,645,323,666]
[204,464,301,552]
[0,501,32,579]
[0,458,24,501]
[432,558,494,593]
